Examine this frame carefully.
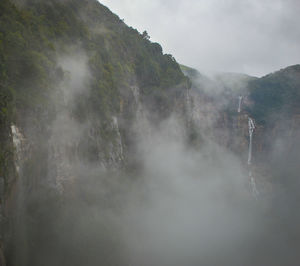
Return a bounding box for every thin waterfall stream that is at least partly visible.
[247,117,259,198]
[238,96,243,113]
[247,117,255,166]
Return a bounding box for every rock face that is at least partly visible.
[0,0,190,263]
[184,64,300,202]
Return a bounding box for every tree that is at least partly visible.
[142,30,150,40]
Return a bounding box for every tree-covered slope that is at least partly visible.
[0,1,190,264]
[0,0,188,120]
[0,0,189,180]
[248,65,300,125]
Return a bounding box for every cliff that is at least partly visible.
[183,64,300,211]
[1,0,300,264]
[0,0,190,264]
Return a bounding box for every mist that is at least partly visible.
[13,103,300,265]
[8,50,300,266]
[4,1,300,266]
[12,113,259,266]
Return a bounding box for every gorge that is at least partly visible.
[1,0,300,265]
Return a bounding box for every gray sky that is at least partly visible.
[100,0,300,77]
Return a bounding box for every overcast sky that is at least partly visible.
[100,0,300,77]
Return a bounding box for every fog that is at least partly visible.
[8,47,300,265]
[121,118,257,266]
[6,1,300,265]
[13,103,300,265]
[14,114,261,266]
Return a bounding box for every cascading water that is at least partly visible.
[131,85,151,138]
[110,116,124,165]
[247,117,259,198]
[11,124,28,262]
[247,117,255,165]
[11,125,24,175]
[238,96,243,113]
[131,85,143,120]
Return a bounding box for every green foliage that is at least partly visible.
[0,0,188,180]
[248,65,300,124]
[142,30,150,40]
[0,1,191,264]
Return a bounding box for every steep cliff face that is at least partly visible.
[0,0,190,264]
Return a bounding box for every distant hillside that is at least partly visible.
[248,65,300,124]
[180,64,213,93]
[180,64,255,95]
[181,64,300,126]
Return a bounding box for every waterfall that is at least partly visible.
[238,96,243,113]
[131,86,139,105]
[131,85,151,138]
[247,117,259,197]
[247,117,255,165]
[0,125,24,250]
[131,85,143,119]
[47,111,79,193]
[11,125,24,175]
[111,116,124,164]
[11,124,29,262]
